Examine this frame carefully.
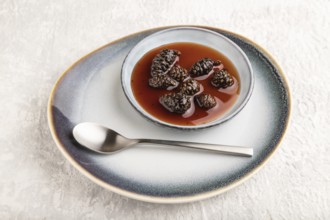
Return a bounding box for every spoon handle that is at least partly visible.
[139,140,253,157]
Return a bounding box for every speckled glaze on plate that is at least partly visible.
[47,26,291,203]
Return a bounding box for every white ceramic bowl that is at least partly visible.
[121,27,254,129]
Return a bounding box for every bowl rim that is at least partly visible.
[121,26,254,130]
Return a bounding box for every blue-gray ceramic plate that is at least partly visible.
[48,26,291,203]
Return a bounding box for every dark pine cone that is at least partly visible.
[159,92,191,114]
[149,75,178,89]
[180,78,201,96]
[151,49,181,77]
[189,58,221,77]
[211,69,234,89]
[195,93,217,109]
[168,64,188,82]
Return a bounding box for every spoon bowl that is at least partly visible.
[73,122,253,157]
[73,122,138,154]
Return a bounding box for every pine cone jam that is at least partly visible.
[131,42,239,126]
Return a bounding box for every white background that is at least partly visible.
[1,0,330,219]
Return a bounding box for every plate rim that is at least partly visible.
[47,25,292,204]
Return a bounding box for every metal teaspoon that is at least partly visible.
[72,122,253,157]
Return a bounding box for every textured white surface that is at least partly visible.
[1,0,330,219]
